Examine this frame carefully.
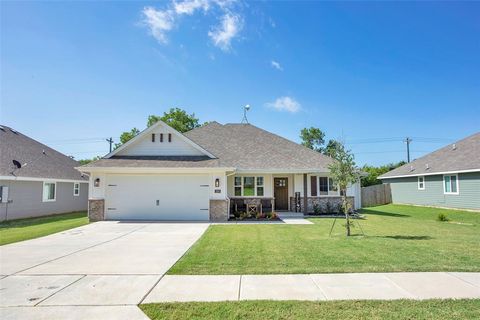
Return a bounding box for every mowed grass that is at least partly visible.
[141,299,480,320]
[0,211,88,245]
[169,204,480,274]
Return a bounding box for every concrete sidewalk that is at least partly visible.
[144,272,480,302]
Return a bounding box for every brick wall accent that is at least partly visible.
[209,199,229,221]
[88,199,105,222]
[289,196,355,213]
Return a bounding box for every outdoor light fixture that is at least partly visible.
[94,178,100,187]
[215,178,220,188]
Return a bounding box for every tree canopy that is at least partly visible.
[361,161,406,187]
[300,127,326,152]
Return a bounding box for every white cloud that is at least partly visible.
[142,7,175,43]
[271,60,282,71]
[141,0,242,51]
[208,13,242,51]
[266,96,301,113]
[174,0,210,15]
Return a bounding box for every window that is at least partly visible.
[418,176,425,190]
[328,178,338,192]
[43,182,56,202]
[243,177,255,196]
[256,177,264,196]
[151,133,155,142]
[233,176,265,196]
[160,133,164,142]
[234,177,242,196]
[168,133,172,142]
[319,177,328,195]
[444,174,459,194]
[73,183,80,196]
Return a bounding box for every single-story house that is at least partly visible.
[0,125,89,221]
[78,121,361,222]
[379,132,480,211]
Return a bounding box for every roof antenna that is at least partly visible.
[241,104,250,124]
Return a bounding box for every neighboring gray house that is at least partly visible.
[379,132,480,211]
[0,125,88,221]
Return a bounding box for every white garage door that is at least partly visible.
[105,175,210,220]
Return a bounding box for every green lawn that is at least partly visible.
[141,299,480,320]
[169,204,480,274]
[0,211,88,245]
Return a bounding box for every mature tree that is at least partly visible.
[147,108,200,133]
[324,139,342,158]
[114,127,140,149]
[300,127,326,152]
[361,161,406,187]
[328,142,361,236]
[78,156,101,165]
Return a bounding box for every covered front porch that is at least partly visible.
[226,172,360,217]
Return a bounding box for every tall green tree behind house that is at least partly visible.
[114,108,201,149]
[147,108,200,133]
[328,142,360,236]
[300,127,326,152]
[114,128,140,149]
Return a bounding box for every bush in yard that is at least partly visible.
[437,213,449,222]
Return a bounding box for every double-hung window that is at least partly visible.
[73,183,80,196]
[444,174,459,194]
[234,176,264,196]
[316,177,339,196]
[418,176,425,190]
[43,182,56,202]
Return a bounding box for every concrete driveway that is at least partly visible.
[0,221,209,319]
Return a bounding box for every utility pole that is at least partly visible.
[404,137,412,162]
[106,137,113,153]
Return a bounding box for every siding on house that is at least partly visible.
[116,128,205,157]
[0,180,88,220]
[388,172,480,210]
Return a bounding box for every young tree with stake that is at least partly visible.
[328,142,360,236]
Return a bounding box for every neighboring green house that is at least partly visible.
[379,132,480,211]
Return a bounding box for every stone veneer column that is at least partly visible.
[209,199,229,222]
[88,199,105,222]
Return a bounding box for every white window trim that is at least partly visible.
[73,182,80,196]
[317,176,340,196]
[43,182,57,202]
[443,174,459,195]
[234,175,265,197]
[417,176,425,190]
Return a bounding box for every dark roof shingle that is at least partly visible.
[379,132,480,179]
[0,125,87,181]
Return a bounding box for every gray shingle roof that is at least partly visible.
[379,132,480,179]
[0,125,87,181]
[185,122,334,171]
[81,122,334,172]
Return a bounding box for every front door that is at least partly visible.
[274,178,289,211]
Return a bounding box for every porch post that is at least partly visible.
[303,173,308,214]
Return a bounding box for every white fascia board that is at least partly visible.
[104,120,216,159]
[75,167,235,174]
[0,176,89,183]
[235,169,330,174]
[379,168,480,180]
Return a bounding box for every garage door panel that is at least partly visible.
[105,175,209,220]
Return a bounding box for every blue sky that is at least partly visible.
[1,1,479,166]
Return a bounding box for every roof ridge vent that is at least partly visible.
[10,128,18,134]
[452,143,456,150]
